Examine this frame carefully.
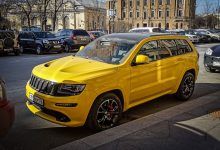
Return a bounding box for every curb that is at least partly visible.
[52,91,220,150]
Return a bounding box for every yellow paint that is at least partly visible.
[26,35,199,127]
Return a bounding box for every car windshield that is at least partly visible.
[130,29,150,33]
[34,32,56,38]
[75,36,137,64]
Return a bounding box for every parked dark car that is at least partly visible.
[17,31,63,55]
[88,31,105,39]
[0,30,20,55]
[0,78,14,137]
[204,45,220,72]
[56,29,91,52]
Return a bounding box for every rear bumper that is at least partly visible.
[0,101,15,137]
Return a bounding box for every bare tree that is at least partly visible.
[16,0,36,29]
[49,0,66,31]
[203,0,213,28]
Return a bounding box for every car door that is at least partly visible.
[130,40,163,104]
[26,32,36,50]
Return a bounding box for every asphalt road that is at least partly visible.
[0,44,220,150]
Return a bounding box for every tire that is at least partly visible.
[64,44,70,52]
[86,93,122,131]
[36,45,43,55]
[14,49,20,56]
[204,66,215,73]
[175,72,195,101]
[19,46,24,53]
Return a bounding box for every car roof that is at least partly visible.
[103,33,181,42]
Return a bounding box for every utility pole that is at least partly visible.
[112,0,116,33]
[218,0,219,29]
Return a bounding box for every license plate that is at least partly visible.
[81,38,86,41]
[54,45,61,48]
[29,93,34,103]
[213,61,220,66]
[34,96,44,106]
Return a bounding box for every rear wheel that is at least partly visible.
[14,49,20,56]
[64,44,71,52]
[87,93,122,131]
[175,72,195,101]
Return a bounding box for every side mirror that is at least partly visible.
[134,55,150,65]
[79,46,84,51]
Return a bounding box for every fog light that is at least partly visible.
[55,103,77,107]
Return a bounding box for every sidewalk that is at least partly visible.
[53,91,220,150]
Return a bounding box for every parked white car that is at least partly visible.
[185,33,199,43]
[195,29,220,41]
[129,27,161,33]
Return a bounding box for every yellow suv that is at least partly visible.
[26,33,199,130]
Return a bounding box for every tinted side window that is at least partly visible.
[160,40,178,56]
[175,39,192,55]
[138,41,160,62]
[158,41,172,59]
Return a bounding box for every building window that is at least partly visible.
[151,10,154,17]
[166,23,169,29]
[178,10,183,17]
[143,0,147,6]
[151,23,154,27]
[137,23,139,27]
[122,0,126,8]
[151,0,154,6]
[166,10,170,17]
[130,11,133,18]
[122,11,126,19]
[144,11,147,19]
[178,0,183,5]
[158,10,162,18]
[167,0,170,5]
[137,11,140,18]
[159,0,162,5]
[176,23,178,29]
[143,23,147,27]
[130,0,132,7]
[137,0,140,6]
[180,23,183,29]
[158,23,161,28]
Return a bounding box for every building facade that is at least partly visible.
[106,0,196,33]
[7,0,106,31]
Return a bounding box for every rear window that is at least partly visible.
[0,32,15,39]
[73,30,89,36]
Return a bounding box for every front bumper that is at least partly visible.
[204,54,220,69]
[26,82,94,127]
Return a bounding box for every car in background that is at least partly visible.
[88,31,106,39]
[191,30,212,43]
[0,30,20,56]
[129,27,161,33]
[56,29,91,52]
[195,29,220,41]
[18,31,63,55]
[0,78,15,137]
[166,29,199,43]
[26,33,199,130]
[204,45,220,72]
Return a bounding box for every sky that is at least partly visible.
[196,0,219,14]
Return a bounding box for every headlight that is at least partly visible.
[43,39,49,44]
[56,84,86,96]
[205,48,213,55]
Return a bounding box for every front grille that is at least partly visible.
[29,75,56,95]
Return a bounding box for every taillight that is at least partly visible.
[71,35,77,40]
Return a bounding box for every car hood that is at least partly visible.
[32,56,118,83]
[212,46,220,56]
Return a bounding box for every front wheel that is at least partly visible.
[175,72,195,101]
[87,93,122,131]
[204,65,215,73]
[36,45,43,55]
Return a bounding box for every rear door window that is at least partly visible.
[160,40,178,56]
[175,39,192,54]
